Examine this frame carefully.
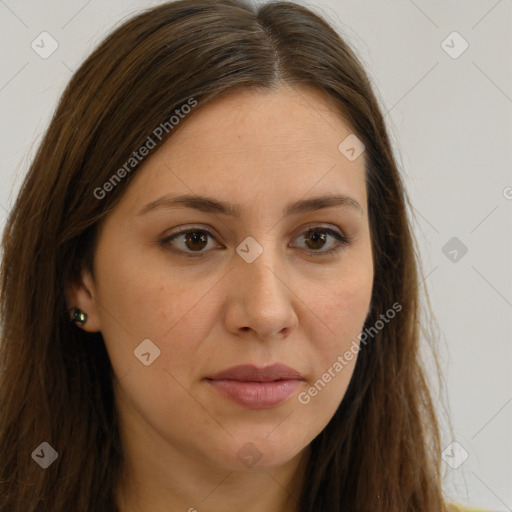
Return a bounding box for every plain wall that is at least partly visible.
[0,0,510,510]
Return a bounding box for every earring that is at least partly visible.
[71,308,87,327]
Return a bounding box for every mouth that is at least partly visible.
[204,364,305,410]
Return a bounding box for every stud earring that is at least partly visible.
[70,308,87,327]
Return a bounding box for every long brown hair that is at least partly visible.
[0,0,453,510]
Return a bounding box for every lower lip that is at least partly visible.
[206,379,302,409]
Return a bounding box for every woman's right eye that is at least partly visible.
[161,229,218,257]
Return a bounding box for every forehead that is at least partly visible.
[116,85,367,215]
[171,85,356,156]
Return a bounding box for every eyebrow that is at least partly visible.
[137,193,363,217]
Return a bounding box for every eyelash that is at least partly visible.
[160,226,351,258]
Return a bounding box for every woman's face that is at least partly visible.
[74,85,373,473]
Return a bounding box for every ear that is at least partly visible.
[65,269,102,333]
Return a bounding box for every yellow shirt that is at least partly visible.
[450,504,490,512]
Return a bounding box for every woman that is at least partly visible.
[0,0,475,510]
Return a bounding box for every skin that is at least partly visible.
[67,84,374,512]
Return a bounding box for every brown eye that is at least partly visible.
[292,227,350,256]
[162,229,216,256]
[183,231,209,251]
[303,230,328,250]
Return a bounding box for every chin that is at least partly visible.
[208,435,305,472]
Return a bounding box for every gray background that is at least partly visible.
[1,0,510,510]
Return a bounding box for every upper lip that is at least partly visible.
[206,364,304,382]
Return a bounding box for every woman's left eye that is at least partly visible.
[160,226,351,257]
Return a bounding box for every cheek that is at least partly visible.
[94,245,220,380]
[95,245,187,335]
[310,258,373,353]
[94,252,217,430]
[300,257,373,411]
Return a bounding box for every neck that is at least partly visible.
[116,445,309,512]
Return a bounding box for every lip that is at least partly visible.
[207,363,304,382]
[205,364,304,409]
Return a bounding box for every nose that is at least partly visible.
[224,239,299,340]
